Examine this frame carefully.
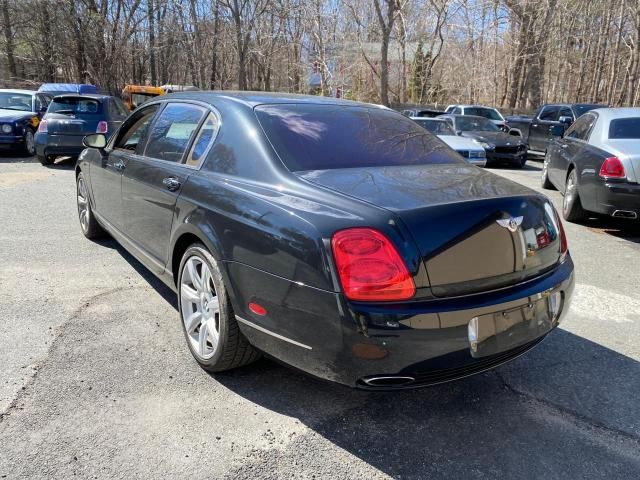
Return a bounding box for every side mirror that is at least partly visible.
[83,133,107,149]
[559,116,573,125]
[550,125,565,137]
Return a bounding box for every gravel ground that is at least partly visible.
[1,156,639,479]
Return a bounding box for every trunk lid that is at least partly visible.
[300,165,564,297]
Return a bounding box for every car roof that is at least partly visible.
[0,89,36,95]
[410,116,445,121]
[163,90,385,109]
[52,94,112,101]
[590,107,640,120]
[457,105,498,109]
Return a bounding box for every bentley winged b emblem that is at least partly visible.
[496,216,523,232]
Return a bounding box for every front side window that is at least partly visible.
[114,104,159,155]
[539,106,560,121]
[144,103,206,162]
[255,104,462,171]
[185,112,220,167]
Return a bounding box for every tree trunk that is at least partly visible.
[1,0,16,79]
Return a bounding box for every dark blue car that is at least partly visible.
[0,89,53,156]
[34,94,127,165]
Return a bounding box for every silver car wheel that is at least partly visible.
[25,129,35,155]
[180,256,220,360]
[564,173,576,212]
[77,176,90,233]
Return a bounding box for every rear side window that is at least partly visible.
[144,103,205,162]
[256,104,461,171]
[415,119,455,135]
[49,97,101,114]
[185,112,220,166]
[609,118,640,139]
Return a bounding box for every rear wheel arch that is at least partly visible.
[170,228,223,286]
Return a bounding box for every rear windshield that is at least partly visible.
[49,97,102,115]
[464,107,502,121]
[414,119,455,135]
[609,118,640,139]
[255,104,462,171]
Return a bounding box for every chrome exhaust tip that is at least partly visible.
[612,210,638,219]
[360,375,416,387]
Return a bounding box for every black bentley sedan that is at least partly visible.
[75,92,574,389]
[439,114,528,168]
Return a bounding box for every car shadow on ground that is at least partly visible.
[0,154,76,169]
[582,216,640,244]
[211,329,640,477]
[110,241,640,475]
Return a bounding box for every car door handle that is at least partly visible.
[113,160,126,171]
[162,177,181,191]
[561,144,569,148]
[532,124,538,128]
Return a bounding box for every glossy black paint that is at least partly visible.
[77,92,575,388]
[507,103,605,152]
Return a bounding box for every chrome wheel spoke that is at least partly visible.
[200,263,212,294]
[181,283,199,303]
[185,311,202,334]
[198,322,209,355]
[187,259,202,292]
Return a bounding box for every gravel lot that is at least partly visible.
[1,156,639,479]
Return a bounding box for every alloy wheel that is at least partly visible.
[180,256,221,360]
[25,130,35,155]
[563,173,576,213]
[77,176,90,233]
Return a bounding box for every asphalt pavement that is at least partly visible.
[1,156,639,479]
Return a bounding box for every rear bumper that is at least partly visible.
[228,255,575,389]
[35,133,85,158]
[594,181,640,218]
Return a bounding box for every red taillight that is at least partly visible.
[558,217,568,254]
[248,302,267,316]
[96,121,108,134]
[37,120,48,133]
[331,228,415,301]
[599,157,625,178]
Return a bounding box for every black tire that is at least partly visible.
[178,244,260,373]
[76,172,106,239]
[516,155,527,169]
[562,169,587,222]
[22,127,36,157]
[541,155,555,189]
[37,154,53,166]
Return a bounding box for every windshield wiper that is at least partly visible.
[0,107,29,111]
[54,109,75,114]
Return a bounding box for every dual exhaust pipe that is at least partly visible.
[612,210,638,219]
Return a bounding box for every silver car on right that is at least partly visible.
[542,107,640,222]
